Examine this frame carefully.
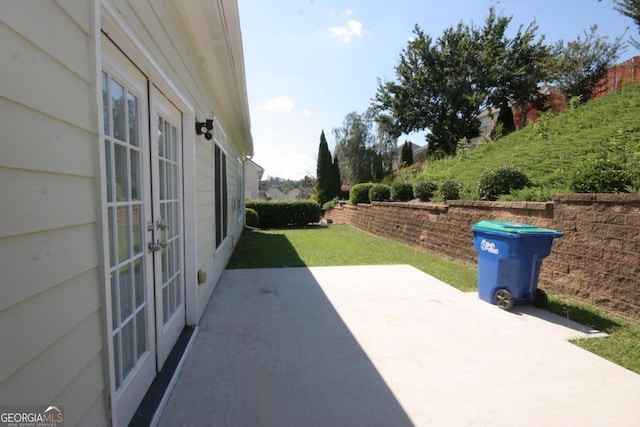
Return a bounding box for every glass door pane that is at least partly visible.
[103,71,149,389]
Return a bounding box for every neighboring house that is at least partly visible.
[265,187,287,200]
[261,186,302,200]
[258,180,270,199]
[474,106,500,142]
[286,188,302,200]
[0,1,252,426]
[513,84,567,130]
[244,159,264,200]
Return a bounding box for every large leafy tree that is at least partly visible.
[614,0,640,49]
[332,111,397,185]
[370,111,398,177]
[371,8,548,156]
[333,112,372,185]
[547,25,625,102]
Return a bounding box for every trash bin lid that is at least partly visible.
[472,220,563,237]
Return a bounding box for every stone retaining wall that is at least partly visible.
[325,194,640,321]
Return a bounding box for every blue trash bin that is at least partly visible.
[471,220,563,310]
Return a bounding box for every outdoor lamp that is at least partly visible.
[196,119,213,140]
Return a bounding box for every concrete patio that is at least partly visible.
[156,265,640,426]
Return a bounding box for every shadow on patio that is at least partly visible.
[157,263,640,427]
[157,266,413,426]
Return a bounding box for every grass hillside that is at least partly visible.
[399,84,640,201]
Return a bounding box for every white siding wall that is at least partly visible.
[0,1,109,426]
[104,0,249,321]
[244,163,262,200]
[1,0,250,424]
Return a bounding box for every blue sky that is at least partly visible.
[238,0,638,180]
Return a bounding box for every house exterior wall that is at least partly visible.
[0,1,110,426]
[1,1,252,425]
[244,161,263,200]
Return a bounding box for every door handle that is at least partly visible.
[148,241,162,252]
[157,219,168,230]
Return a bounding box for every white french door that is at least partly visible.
[102,36,185,426]
[149,85,186,368]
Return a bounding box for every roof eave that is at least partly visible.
[177,0,253,156]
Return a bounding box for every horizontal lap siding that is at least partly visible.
[0,98,96,177]
[0,1,108,426]
[0,169,96,238]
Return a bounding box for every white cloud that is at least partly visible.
[343,9,353,17]
[255,148,316,180]
[257,96,294,112]
[302,108,312,117]
[329,19,363,43]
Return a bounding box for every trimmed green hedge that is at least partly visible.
[391,181,414,201]
[413,180,438,201]
[245,208,259,227]
[477,165,531,201]
[439,180,461,201]
[246,200,320,228]
[369,184,391,201]
[350,183,374,205]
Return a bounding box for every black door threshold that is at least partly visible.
[128,326,196,426]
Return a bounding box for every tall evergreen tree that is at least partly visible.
[400,141,414,168]
[328,155,342,200]
[316,130,332,205]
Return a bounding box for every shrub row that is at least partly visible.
[348,159,636,205]
[246,200,320,228]
[351,180,456,204]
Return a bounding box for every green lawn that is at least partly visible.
[228,224,477,291]
[228,224,640,374]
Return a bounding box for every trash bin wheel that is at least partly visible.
[533,288,548,308]
[495,289,513,310]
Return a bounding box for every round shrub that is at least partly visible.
[570,159,632,193]
[369,184,391,202]
[477,165,531,201]
[413,181,438,201]
[391,181,414,201]
[245,208,259,227]
[439,180,461,201]
[349,183,374,205]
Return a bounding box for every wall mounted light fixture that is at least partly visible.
[195,119,213,140]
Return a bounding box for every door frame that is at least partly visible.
[99,3,198,425]
[149,84,186,368]
[101,35,157,427]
